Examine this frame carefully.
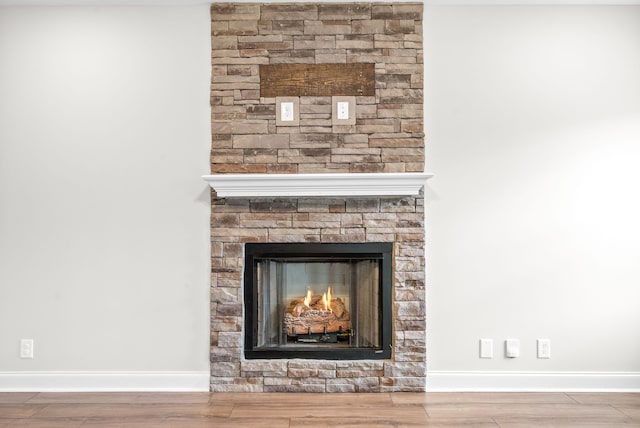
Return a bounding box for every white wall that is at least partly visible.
[425,5,640,385]
[0,5,211,380]
[2,2,639,391]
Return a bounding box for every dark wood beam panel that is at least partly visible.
[260,63,375,97]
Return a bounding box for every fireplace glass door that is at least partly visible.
[244,243,392,359]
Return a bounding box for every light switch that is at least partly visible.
[281,102,294,121]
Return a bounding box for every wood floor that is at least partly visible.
[0,392,639,427]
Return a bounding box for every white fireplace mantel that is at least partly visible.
[202,172,433,198]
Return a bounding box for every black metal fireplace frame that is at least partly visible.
[243,242,393,360]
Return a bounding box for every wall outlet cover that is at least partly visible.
[537,338,551,359]
[332,96,356,126]
[20,339,34,359]
[479,338,493,358]
[275,97,299,126]
[505,339,520,358]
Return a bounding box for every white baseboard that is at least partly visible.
[0,371,210,392]
[426,371,640,392]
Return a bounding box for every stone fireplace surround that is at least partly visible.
[209,2,426,392]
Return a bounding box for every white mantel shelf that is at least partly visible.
[202,172,433,198]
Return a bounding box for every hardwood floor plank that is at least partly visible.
[495,416,640,427]
[0,404,46,418]
[132,393,210,404]
[33,403,233,419]
[424,403,627,419]
[392,393,575,405]
[568,393,640,407]
[290,416,499,427]
[0,393,38,404]
[616,406,640,420]
[0,418,85,427]
[28,392,210,405]
[230,404,428,419]
[210,392,393,406]
[164,416,291,427]
[79,419,167,427]
[26,393,143,404]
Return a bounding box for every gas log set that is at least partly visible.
[284,287,351,344]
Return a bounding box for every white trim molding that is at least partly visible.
[426,371,640,392]
[202,172,433,198]
[0,371,210,392]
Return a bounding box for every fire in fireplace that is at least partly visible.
[244,242,392,359]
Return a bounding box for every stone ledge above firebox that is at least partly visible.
[203,172,433,198]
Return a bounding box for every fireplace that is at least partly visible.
[244,243,392,360]
[208,2,427,392]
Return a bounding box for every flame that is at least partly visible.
[326,286,333,312]
[303,289,312,308]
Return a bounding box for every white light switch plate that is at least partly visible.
[505,339,520,358]
[480,338,493,358]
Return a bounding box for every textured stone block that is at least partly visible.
[383,362,426,377]
[261,4,318,21]
[381,147,424,163]
[336,35,374,49]
[293,35,336,50]
[210,347,241,363]
[395,301,425,318]
[211,4,260,21]
[304,20,352,36]
[318,4,371,20]
[396,289,425,303]
[240,213,291,227]
[211,362,240,377]
[395,257,424,272]
[250,199,297,213]
[226,20,258,36]
[211,287,240,304]
[218,332,243,348]
[212,121,268,135]
[242,360,288,374]
[352,20,385,35]
[233,134,289,149]
[373,4,421,20]
[211,164,268,174]
[326,377,380,392]
[211,57,269,65]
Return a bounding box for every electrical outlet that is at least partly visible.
[20,339,34,359]
[275,97,299,126]
[331,96,356,125]
[505,339,520,358]
[337,101,349,120]
[537,338,551,359]
[281,102,294,121]
[479,338,493,358]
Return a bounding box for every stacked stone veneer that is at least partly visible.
[210,3,425,392]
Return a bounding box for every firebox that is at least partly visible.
[244,242,392,360]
